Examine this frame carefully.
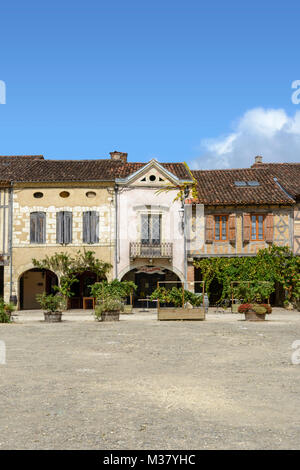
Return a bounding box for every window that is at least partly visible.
[214,215,228,241]
[30,212,46,244]
[33,192,43,198]
[141,214,161,245]
[56,211,72,244]
[251,214,264,241]
[59,191,70,198]
[83,211,99,244]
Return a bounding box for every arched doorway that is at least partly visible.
[19,269,58,310]
[121,266,181,307]
[68,271,106,309]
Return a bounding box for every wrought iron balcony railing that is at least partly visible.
[130,242,173,259]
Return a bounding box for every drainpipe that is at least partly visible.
[183,202,187,289]
[114,185,118,279]
[8,184,13,302]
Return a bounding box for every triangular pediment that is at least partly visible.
[116,159,181,187]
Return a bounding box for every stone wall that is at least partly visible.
[8,184,115,304]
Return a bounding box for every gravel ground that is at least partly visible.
[1,308,300,450]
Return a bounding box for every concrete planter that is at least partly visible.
[123,305,133,314]
[158,307,205,321]
[100,311,120,322]
[44,312,62,323]
[244,311,266,321]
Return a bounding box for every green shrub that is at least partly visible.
[94,298,124,320]
[36,293,63,312]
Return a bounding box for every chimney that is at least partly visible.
[255,155,263,164]
[110,151,128,163]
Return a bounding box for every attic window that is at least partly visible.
[149,175,156,182]
[247,181,260,187]
[234,181,247,187]
[59,191,70,198]
[86,191,96,198]
[33,192,44,198]
[141,177,146,181]
[159,177,164,181]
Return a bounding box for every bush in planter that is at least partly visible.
[90,280,133,321]
[0,298,14,323]
[150,286,203,308]
[36,293,64,314]
[94,297,124,321]
[238,303,272,314]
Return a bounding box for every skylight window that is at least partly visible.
[234,181,260,187]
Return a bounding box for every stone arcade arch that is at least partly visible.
[19,268,58,310]
[121,265,182,307]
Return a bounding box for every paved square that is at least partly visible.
[1,309,300,449]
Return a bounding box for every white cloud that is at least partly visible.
[190,107,300,169]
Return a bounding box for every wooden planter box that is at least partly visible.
[44,312,62,323]
[158,307,205,321]
[244,311,266,321]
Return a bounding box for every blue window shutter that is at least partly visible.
[30,213,37,243]
[64,212,72,244]
[90,211,99,244]
[56,212,64,244]
[83,212,90,243]
[31,212,46,244]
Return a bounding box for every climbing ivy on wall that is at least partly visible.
[194,246,300,302]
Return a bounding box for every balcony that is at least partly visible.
[130,242,173,260]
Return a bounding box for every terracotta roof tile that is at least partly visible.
[251,162,300,198]
[0,156,191,183]
[191,168,295,205]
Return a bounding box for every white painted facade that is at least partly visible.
[115,160,193,282]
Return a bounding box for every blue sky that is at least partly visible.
[0,1,300,168]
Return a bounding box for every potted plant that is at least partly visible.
[90,279,135,321]
[238,303,272,321]
[36,293,64,322]
[0,298,13,323]
[150,286,205,320]
[94,297,124,321]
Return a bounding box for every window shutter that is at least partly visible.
[90,211,99,244]
[151,214,161,245]
[30,213,37,243]
[37,213,45,243]
[243,213,251,242]
[64,212,72,244]
[83,212,90,243]
[229,214,236,242]
[265,213,274,243]
[141,214,149,244]
[205,215,214,243]
[56,212,64,244]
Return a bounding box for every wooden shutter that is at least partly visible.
[64,212,72,244]
[37,213,45,243]
[243,213,251,242]
[229,214,236,242]
[265,213,274,243]
[30,213,37,243]
[56,212,64,244]
[90,211,99,244]
[83,212,90,243]
[205,215,214,243]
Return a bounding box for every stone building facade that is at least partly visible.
[0,153,298,309]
